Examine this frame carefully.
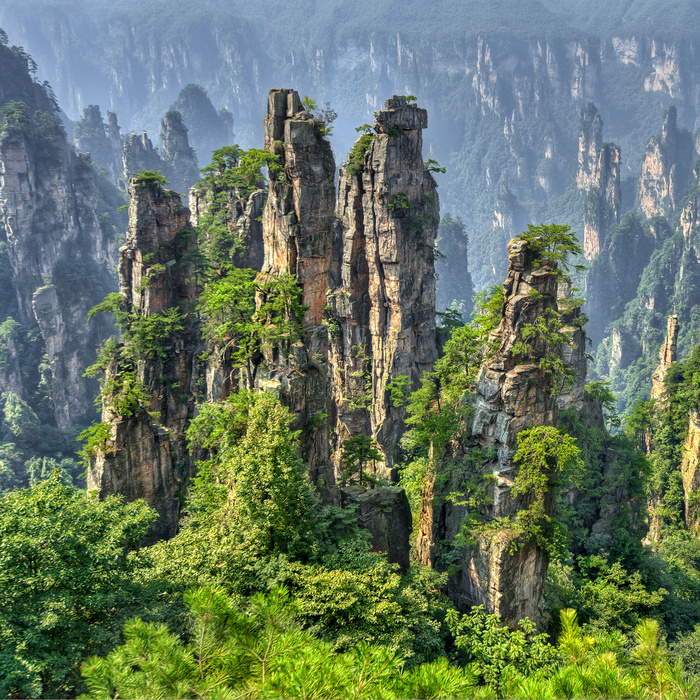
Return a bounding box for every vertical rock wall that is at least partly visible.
[0,110,117,428]
[682,410,700,535]
[651,314,679,401]
[256,88,337,489]
[87,178,199,540]
[417,238,560,626]
[340,96,439,477]
[640,106,696,220]
[160,110,200,195]
[577,103,621,259]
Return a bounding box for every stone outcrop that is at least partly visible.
[639,106,696,220]
[73,104,123,182]
[88,90,436,558]
[169,84,234,164]
[417,237,560,626]
[651,315,679,401]
[121,131,168,183]
[436,213,474,321]
[329,96,439,480]
[341,485,412,571]
[577,103,621,259]
[255,88,337,490]
[681,410,700,535]
[160,110,200,195]
[0,54,119,427]
[87,178,199,540]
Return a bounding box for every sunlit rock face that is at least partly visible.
[88,179,199,541]
[417,238,560,627]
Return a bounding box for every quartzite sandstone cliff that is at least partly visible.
[417,237,561,626]
[87,178,199,541]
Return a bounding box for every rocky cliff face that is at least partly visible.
[255,88,337,490]
[87,89,431,552]
[73,104,122,182]
[577,103,621,260]
[584,213,656,346]
[87,178,199,540]
[160,111,200,196]
[681,410,700,535]
[651,314,679,401]
[639,106,696,220]
[436,214,474,321]
[417,238,560,626]
[329,96,439,479]
[0,46,119,428]
[121,131,166,183]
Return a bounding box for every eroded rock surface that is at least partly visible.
[256,88,337,491]
[682,410,700,534]
[88,178,199,540]
[0,95,118,427]
[640,106,696,220]
[576,103,620,259]
[651,315,679,401]
[341,485,412,571]
[417,237,560,626]
[329,96,439,480]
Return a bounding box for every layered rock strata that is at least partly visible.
[87,178,199,540]
[577,103,621,259]
[329,96,439,480]
[417,238,560,626]
[640,106,696,220]
[651,314,679,401]
[0,88,118,427]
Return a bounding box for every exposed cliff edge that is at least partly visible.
[87,178,199,541]
[0,41,120,429]
[639,106,696,221]
[417,237,561,626]
[576,103,620,260]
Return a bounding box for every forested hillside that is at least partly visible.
[3,5,700,699]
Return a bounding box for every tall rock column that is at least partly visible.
[0,102,117,428]
[329,96,439,479]
[651,314,679,401]
[364,96,439,475]
[87,178,199,541]
[640,106,696,220]
[682,411,700,535]
[418,238,560,626]
[576,103,621,259]
[257,88,337,489]
[160,110,200,195]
